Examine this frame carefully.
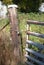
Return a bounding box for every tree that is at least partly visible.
[2,0,12,5]
[2,0,44,12]
[12,0,43,12]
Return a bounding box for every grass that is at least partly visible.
[0,12,44,65]
[0,12,44,32]
[18,12,44,55]
[0,12,44,46]
[18,12,44,42]
[18,12,44,30]
[0,12,44,44]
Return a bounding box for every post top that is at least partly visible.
[8,4,18,8]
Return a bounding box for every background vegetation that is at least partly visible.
[0,0,44,65]
[1,0,44,12]
[0,12,44,52]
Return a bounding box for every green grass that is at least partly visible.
[18,12,44,43]
[18,12,44,30]
[0,12,44,44]
[0,12,44,63]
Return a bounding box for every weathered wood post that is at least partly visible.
[8,5,21,65]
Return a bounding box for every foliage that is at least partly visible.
[2,0,12,5]
[0,12,44,44]
[18,12,44,44]
[1,0,44,12]
[13,0,43,12]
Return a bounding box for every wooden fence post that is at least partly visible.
[8,5,21,65]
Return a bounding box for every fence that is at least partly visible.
[25,20,44,65]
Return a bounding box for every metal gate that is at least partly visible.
[25,20,44,65]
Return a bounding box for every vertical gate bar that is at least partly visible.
[8,5,21,65]
[26,24,29,55]
[26,23,31,60]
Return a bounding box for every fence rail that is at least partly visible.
[27,20,44,25]
[26,40,44,50]
[27,31,44,38]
